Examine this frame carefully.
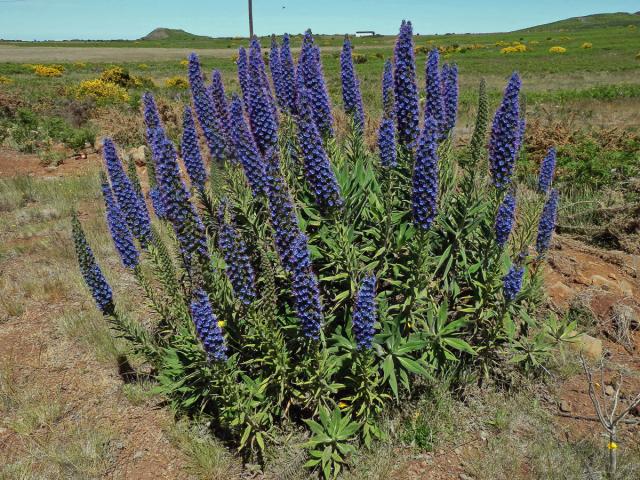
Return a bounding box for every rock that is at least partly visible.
[568,334,603,361]
[590,275,618,292]
[605,385,615,396]
[559,400,572,413]
[128,146,147,166]
[548,281,574,305]
[133,450,145,460]
[44,165,58,173]
[95,137,106,154]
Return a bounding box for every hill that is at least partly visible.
[517,12,640,32]
[140,28,213,41]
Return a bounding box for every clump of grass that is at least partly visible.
[58,309,122,363]
[166,419,241,479]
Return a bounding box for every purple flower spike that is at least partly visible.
[229,95,267,197]
[290,233,323,340]
[425,49,445,137]
[503,264,524,302]
[352,275,377,350]
[280,33,297,113]
[187,53,226,162]
[340,37,365,133]
[101,174,139,269]
[181,106,208,190]
[412,117,439,230]
[296,82,343,210]
[393,21,420,150]
[538,147,556,193]
[377,117,397,167]
[190,289,227,361]
[536,188,559,256]
[218,202,257,305]
[494,191,517,248]
[102,138,152,246]
[246,37,279,155]
[489,72,523,189]
[298,30,334,137]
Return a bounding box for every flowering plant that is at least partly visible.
[72,21,560,478]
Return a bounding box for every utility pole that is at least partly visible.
[248,0,254,38]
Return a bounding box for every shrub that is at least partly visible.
[352,53,367,64]
[501,44,527,54]
[73,62,87,69]
[549,46,567,54]
[0,75,12,84]
[76,79,130,104]
[581,42,593,49]
[138,63,150,69]
[100,66,136,88]
[33,65,63,77]
[73,26,561,479]
[165,76,189,89]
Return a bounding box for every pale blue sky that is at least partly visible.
[1,0,638,40]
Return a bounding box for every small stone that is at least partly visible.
[568,334,603,361]
[133,450,145,460]
[128,146,147,166]
[605,385,615,396]
[560,400,572,413]
[44,166,58,172]
[454,446,462,455]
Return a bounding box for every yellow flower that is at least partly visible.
[165,76,189,89]
[32,64,63,77]
[0,75,12,84]
[180,59,189,67]
[217,320,226,328]
[76,79,129,103]
[413,411,421,420]
[501,44,527,54]
[338,401,348,410]
[608,441,618,450]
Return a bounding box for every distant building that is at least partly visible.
[355,31,377,37]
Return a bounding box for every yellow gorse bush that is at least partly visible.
[0,75,12,84]
[76,79,129,103]
[138,63,149,69]
[501,44,527,54]
[549,46,567,54]
[32,64,64,77]
[581,42,593,49]
[165,76,189,89]
[73,62,87,68]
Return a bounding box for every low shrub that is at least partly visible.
[32,65,63,77]
[581,42,593,49]
[549,46,567,54]
[0,75,12,84]
[76,79,130,104]
[165,76,189,89]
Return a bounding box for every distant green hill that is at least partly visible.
[140,28,213,41]
[517,12,640,32]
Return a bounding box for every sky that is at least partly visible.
[0,0,638,41]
